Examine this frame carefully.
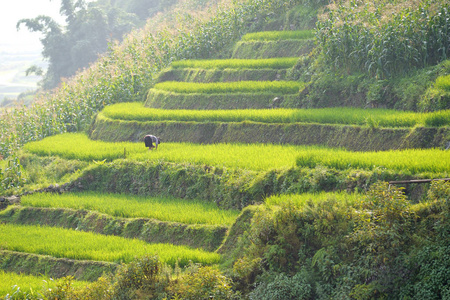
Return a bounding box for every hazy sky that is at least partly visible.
[0,0,67,53]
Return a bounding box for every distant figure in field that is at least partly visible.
[144,134,161,150]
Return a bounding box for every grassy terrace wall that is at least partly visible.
[0,206,227,251]
[66,160,442,210]
[90,113,450,151]
[145,89,300,109]
[231,39,315,59]
[156,68,289,83]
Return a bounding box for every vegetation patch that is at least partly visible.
[0,223,221,267]
[21,192,239,226]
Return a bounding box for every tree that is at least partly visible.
[17,0,139,89]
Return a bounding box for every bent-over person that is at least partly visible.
[144,135,161,150]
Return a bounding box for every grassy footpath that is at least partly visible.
[21,192,239,226]
[101,102,450,127]
[0,223,220,267]
[24,133,450,173]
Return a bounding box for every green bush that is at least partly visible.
[249,271,312,300]
[435,74,450,92]
[167,265,237,300]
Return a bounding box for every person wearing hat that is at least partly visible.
[144,134,161,150]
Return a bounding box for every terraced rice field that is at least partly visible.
[0,223,221,266]
[101,102,450,127]
[24,133,450,173]
[21,192,239,225]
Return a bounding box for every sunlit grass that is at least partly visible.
[21,192,240,226]
[295,147,450,173]
[100,102,449,127]
[171,57,299,69]
[0,223,221,266]
[153,81,304,94]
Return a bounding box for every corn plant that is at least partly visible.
[317,0,450,78]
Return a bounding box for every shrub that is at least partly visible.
[167,265,237,299]
[249,271,312,300]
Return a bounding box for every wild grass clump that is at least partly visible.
[241,30,314,41]
[171,58,299,69]
[153,81,304,94]
[21,192,240,226]
[0,223,221,267]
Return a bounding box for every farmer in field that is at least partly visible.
[144,134,161,150]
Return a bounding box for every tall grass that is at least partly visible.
[0,223,221,266]
[153,81,304,94]
[21,192,239,225]
[171,58,299,69]
[102,102,450,127]
[24,133,450,174]
[241,30,314,41]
